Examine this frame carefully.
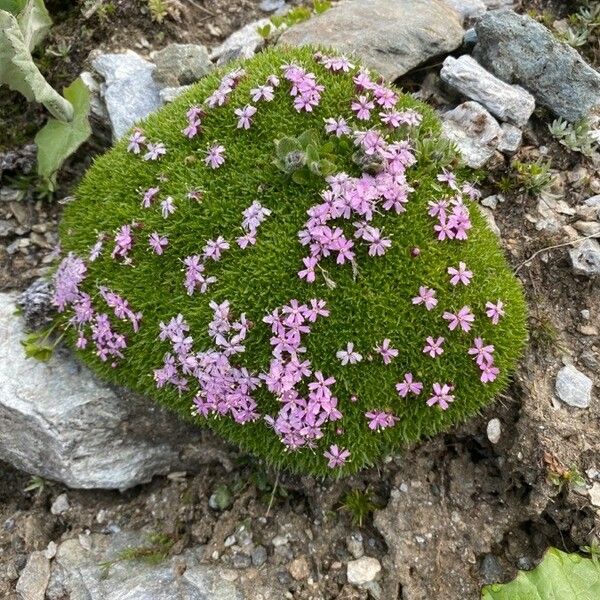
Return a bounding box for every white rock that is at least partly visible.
[569,239,600,277]
[555,365,593,408]
[589,482,600,508]
[0,293,208,489]
[440,55,535,126]
[51,493,70,515]
[479,206,501,237]
[486,418,501,444]
[159,85,193,103]
[91,50,163,139]
[441,101,502,168]
[498,123,523,154]
[347,556,382,586]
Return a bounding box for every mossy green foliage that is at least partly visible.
[58,46,527,476]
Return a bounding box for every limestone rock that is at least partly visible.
[16,551,50,600]
[347,556,382,586]
[569,239,600,277]
[210,18,271,65]
[555,365,593,409]
[152,44,212,87]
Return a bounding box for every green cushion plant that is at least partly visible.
[54,46,527,476]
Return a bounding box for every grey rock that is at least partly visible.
[474,10,600,122]
[346,532,365,559]
[210,18,271,64]
[498,122,523,154]
[16,551,50,600]
[0,218,16,237]
[480,554,503,584]
[555,364,593,409]
[232,553,252,569]
[442,0,486,21]
[260,0,285,11]
[440,55,535,126]
[486,418,501,444]
[278,0,464,81]
[251,545,268,567]
[569,239,600,277]
[17,277,55,330]
[584,194,600,219]
[160,85,193,103]
[46,532,282,599]
[79,70,109,123]
[92,51,163,139]
[580,350,599,371]
[479,205,501,237]
[347,556,382,586]
[50,493,70,516]
[152,44,212,87]
[441,101,502,168]
[0,292,211,490]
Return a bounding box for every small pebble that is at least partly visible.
[555,365,593,408]
[50,493,70,515]
[288,556,310,580]
[486,418,501,444]
[347,556,382,585]
[232,552,252,569]
[251,545,268,567]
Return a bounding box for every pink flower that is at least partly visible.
[468,337,495,367]
[448,262,473,286]
[236,232,257,249]
[462,182,481,199]
[250,84,275,102]
[423,336,444,358]
[363,226,391,256]
[324,444,350,468]
[127,129,145,153]
[160,197,176,219]
[203,236,230,261]
[351,95,375,121]
[324,117,351,137]
[427,383,455,410]
[437,168,457,190]
[336,342,362,365]
[485,300,505,325]
[148,232,168,255]
[395,373,423,397]
[365,410,397,431]
[480,364,500,383]
[298,256,317,283]
[141,187,160,208]
[443,306,475,332]
[373,84,397,109]
[143,142,166,161]
[375,338,398,364]
[205,144,225,169]
[111,224,132,259]
[353,69,375,91]
[235,105,257,129]
[412,286,438,311]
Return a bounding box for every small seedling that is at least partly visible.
[340,488,381,527]
[512,159,554,196]
[23,475,52,495]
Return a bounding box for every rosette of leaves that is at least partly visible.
[54,46,527,476]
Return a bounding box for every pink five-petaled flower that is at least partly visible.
[485,300,505,325]
[127,129,145,153]
[363,226,392,256]
[412,286,438,311]
[427,383,455,410]
[203,236,230,261]
[395,373,423,398]
[365,410,397,431]
[324,116,351,137]
[205,144,225,169]
[141,187,159,208]
[351,95,375,121]
[443,306,475,332]
[143,142,166,161]
[298,256,318,283]
[448,261,473,286]
[468,337,495,367]
[235,104,257,129]
[437,168,458,190]
[423,336,444,358]
[111,225,132,259]
[250,84,274,102]
[480,363,500,383]
[160,197,176,219]
[324,444,350,468]
[148,232,168,255]
[336,342,363,365]
[375,339,398,365]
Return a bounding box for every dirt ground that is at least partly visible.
[0,1,599,599]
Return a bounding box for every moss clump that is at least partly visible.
[56,46,527,476]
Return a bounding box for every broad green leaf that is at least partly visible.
[0,5,72,121]
[481,548,600,600]
[0,0,27,16]
[35,77,91,189]
[17,0,52,51]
